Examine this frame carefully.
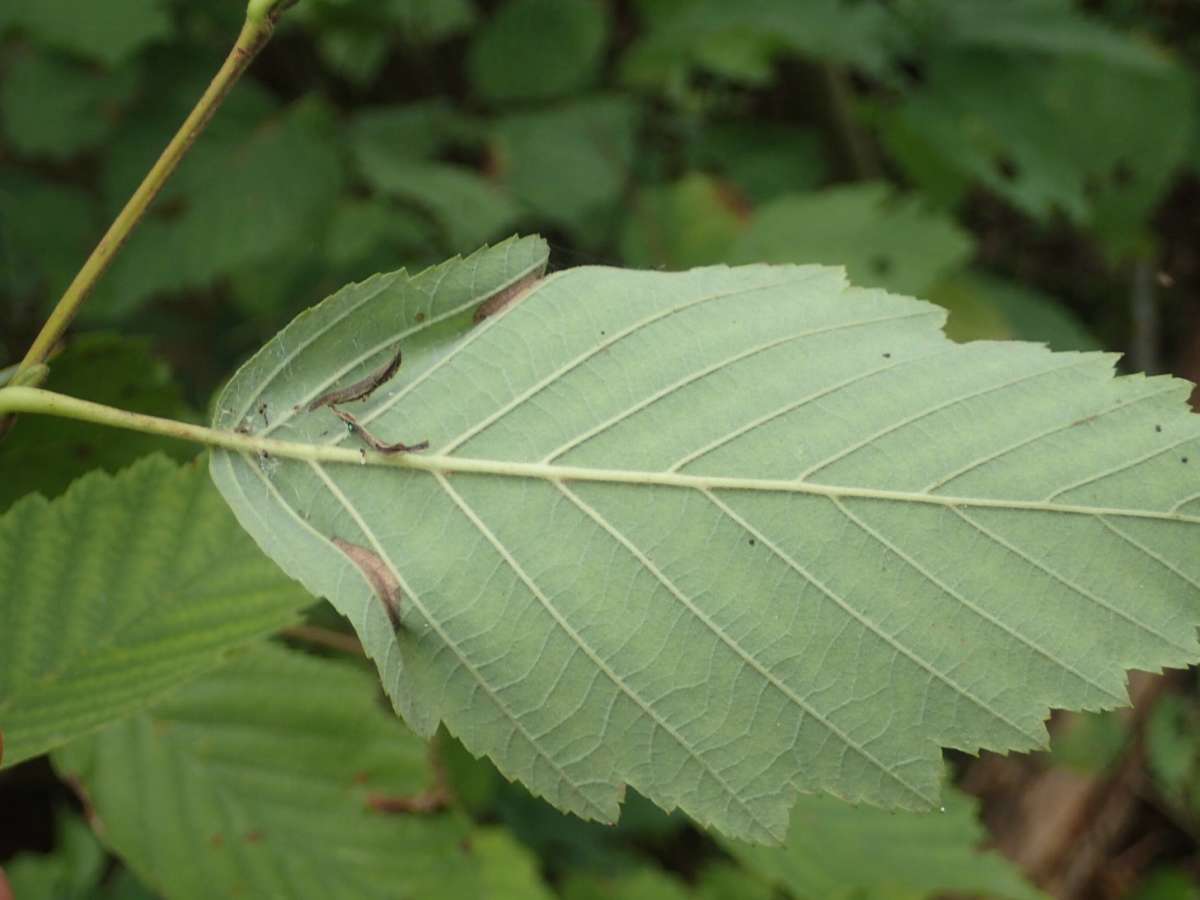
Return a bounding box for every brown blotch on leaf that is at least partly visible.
[306,346,404,412]
[211,833,225,848]
[333,538,404,631]
[366,786,449,815]
[330,407,429,454]
[473,272,544,324]
[245,830,264,844]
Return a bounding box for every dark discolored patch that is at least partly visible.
[994,155,1020,182]
[870,255,893,276]
[245,830,264,844]
[473,272,544,323]
[333,538,404,630]
[211,833,225,848]
[306,346,404,412]
[1156,424,1163,433]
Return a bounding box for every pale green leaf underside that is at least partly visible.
[0,457,312,767]
[211,236,1200,844]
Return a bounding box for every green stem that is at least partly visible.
[3,386,1197,528]
[0,386,360,465]
[16,9,284,377]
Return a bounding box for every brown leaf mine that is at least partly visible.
[332,537,403,631]
[473,272,544,323]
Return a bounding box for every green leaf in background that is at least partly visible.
[695,864,776,900]
[468,0,609,104]
[3,814,105,900]
[211,237,1200,844]
[0,50,137,161]
[0,335,195,512]
[1127,868,1200,900]
[881,51,1195,256]
[0,457,312,767]
[562,867,692,900]
[1047,710,1127,774]
[621,0,898,90]
[0,0,171,66]
[357,160,519,254]
[493,96,639,241]
[725,786,1043,900]
[296,0,476,86]
[91,99,345,319]
[620,173,746,270]
[929,273,1101,351]
[0,171,95,307]
[53,643,482,900]
[324,199,439,272]
[472,827,556,900]
[730,183,974,296]
[896,0,1170,70]
[1146,694,1200,814]
[349,101,482,173]
[687,122,828,205]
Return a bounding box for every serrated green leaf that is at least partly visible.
[53,643,480,900]
[0,335,195,512]
[468,0,609,104]
[730,183,973,296]
[0,457,312,767]
[0,0,171,65]
[725,786,1044,900]
[210,236,1200,845]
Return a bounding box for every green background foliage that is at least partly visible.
[3,0,1200,897]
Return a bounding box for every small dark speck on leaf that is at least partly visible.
[1156,424,1163,433]
[211,833,225,848]
[1183,457,1189,464]
[74,443,94,461]
[415,312,426,323]
[600,330,606,336]
[748,538,756,546]
[870,255,892,276]
[882,352,891,359]
[245,831,264,844]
